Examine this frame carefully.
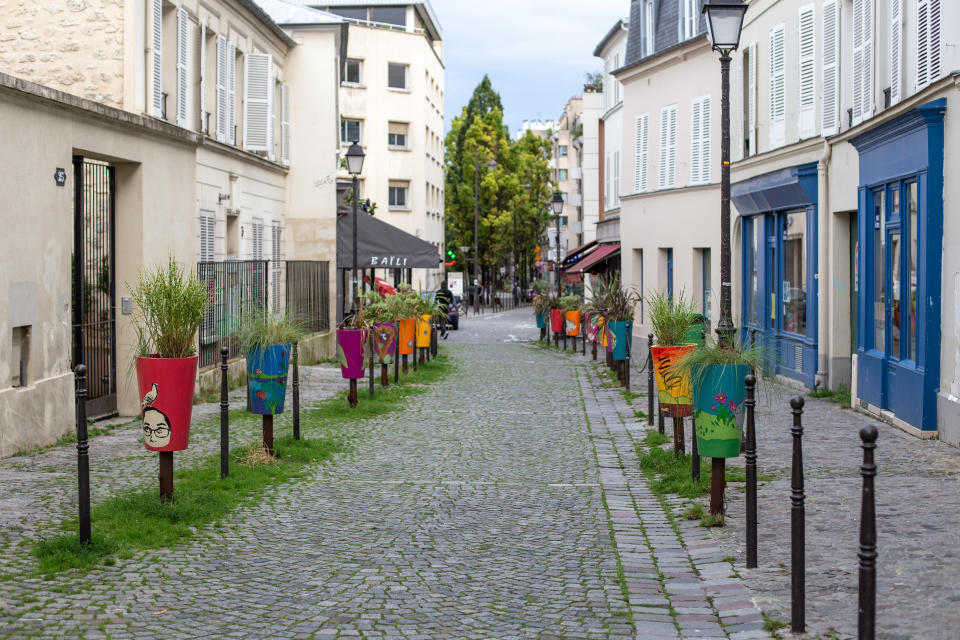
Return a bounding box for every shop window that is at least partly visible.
[782,210,807,335]
[746,217,760,325]
[11,325,30,388]
[872,188,885,350]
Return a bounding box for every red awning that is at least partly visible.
[566,243,620,274]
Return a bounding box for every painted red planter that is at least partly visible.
[337,328,367,379]
[136,355,198,452]
[550,309,564,333]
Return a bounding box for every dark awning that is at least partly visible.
[336,211,441,270]
[567,243,620,274]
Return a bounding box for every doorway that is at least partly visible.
[72,157,117,418]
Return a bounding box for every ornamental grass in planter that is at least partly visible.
[647,289,699,417]
[560,295,582,337]
[130,256,210,454]
[237,312,306,416]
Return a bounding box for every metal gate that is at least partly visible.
[72,157,117,418]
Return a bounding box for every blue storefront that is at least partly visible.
[850,99,945,432]
[734,163,819,388]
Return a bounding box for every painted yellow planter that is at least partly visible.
[651,344,697,417]
[416,314,432,348]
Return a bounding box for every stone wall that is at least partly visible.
[0,0,124,107]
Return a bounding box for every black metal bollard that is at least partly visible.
[394,323,400,384]
[647,335,654,427]
[292,343,300,440]
[220,346,230,478]
[625,335,631,391]
[368,332,375,398]
[74,365,91,544]
[858,425,878,640]
[745,374,758,568]
[790,395,806,633]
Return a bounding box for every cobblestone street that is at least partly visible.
[2,308,956,638]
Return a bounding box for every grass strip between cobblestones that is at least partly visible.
[29,354,453,577]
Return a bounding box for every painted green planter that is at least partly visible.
[536,310,548,329]
[693,364,750,458]
[609,320,633,361]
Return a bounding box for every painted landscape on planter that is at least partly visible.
[693,364,749,458]
[247,344,291,415]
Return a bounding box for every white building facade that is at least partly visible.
[595,19,629,246]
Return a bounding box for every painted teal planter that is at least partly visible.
[693,364,750,458]
[247,344,291,415]
[535,310,548,329]
[609,321,633,361]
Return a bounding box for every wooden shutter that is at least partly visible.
[822,1,840,136]
[634,113,649,193]
[176,8,188,127]
[917,0,941,91]
[280,83,290,164]
[215,35,227,142]
[244,53,273,152]
[889,0,901,104]
[227,43,237,144]
[769,25,786,148]
[199,19,206,133]
[150,0,162,118]
[690,98,702,184]
[798,5,815,139]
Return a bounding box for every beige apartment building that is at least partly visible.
[314,1,445,292]
[0,0,345,455]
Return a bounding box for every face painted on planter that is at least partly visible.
[142,407,172,448]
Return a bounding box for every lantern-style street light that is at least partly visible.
[702,0,747,347]
[551,190,565,296]
[346,141,366,312]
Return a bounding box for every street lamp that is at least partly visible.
[551,190,565,296]
[703,0,747,518]
[702,0,747,348]
[346,140,365,312]
[474,155,497,314]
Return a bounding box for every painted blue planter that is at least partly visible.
[247,344,291,415]
[536,310,548,329]
[693,364,750,458]
[610,321,633,361]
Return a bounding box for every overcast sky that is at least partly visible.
[429,0,630,137]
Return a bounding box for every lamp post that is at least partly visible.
[703,0,748,517]
[474,155,497,315]
[345,141,366,312]
[702,1,747,347]
[551,190,565,295]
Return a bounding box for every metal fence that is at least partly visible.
[197,260,330,369]
[286,260,330,334]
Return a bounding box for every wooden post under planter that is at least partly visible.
[402,354,408,373]
[673,416,685,456]
[159,451,173,502]
[710,457,725,515]
[262,414,274,456]
[348,379,358,407]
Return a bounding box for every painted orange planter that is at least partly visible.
[651,344,697,418]
[398,317,416,355]
[565,310,582,336]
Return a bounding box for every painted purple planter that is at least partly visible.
[336,328,367,379]
[371,322,398,364]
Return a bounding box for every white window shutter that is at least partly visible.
[243,53,273,152]
[769,25,786,148]
[228,43,236,144]
[700,95,711,183]
[690,98,702,184]
[150,0,162,118]
[634,113,648,193]
[614,151,620,206]
[281,82,290,164]
[176,8,188,128]
[916,0,941,92]
[748,43,757,155]
[659,107,669,189]
[252,219,263,260]
[889,0,901,105]
[215,36,227,142]
[929,0,941,84]
[200,212,215,262]
[798,5,815,139]
[199,19,206,133]
[822,1,840,136]
[862,0,873,120]
[667,106,677,187]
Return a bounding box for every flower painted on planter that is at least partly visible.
[714,392,727,404]
[711,404,717,411]
[256,391,267,399]
[256,368,263,375]
[729,402,738,411]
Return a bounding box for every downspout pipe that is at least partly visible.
[816,139,832,390]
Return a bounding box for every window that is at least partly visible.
[822,1,840,136]
[634,113,649,192]
[852,0,874,125]
[280,83,290,164]
[907,181,918,362]
[916,0,942,91]
[389,182,409,208]
[782,210,807,335]
[215,35,236,144]
[690,95,712,185]
[200,211,215,262]
[175,7,188,127]
[742,43,757,156]
[251,218,263,260]
[798,5,816,139]
[613,151,620,206]
[388,63,408,90]
[769,24,786,148]
[372,6,406,27]
[330,8,366,20]
[746,217,760,325]
[680,0,697,41]
[561,192,568,203]
[558,168,568,181]
[644,0,655,56]
[889,0,902,105]
[388,121,409,148]
[341,118,361,144]
[658,104,677,189]
[701,248,712,320]
[243,53,274,153]
[344,59,362,85]
[635,248,644,323]
[558,145,569,157]
[150,0,162,118]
